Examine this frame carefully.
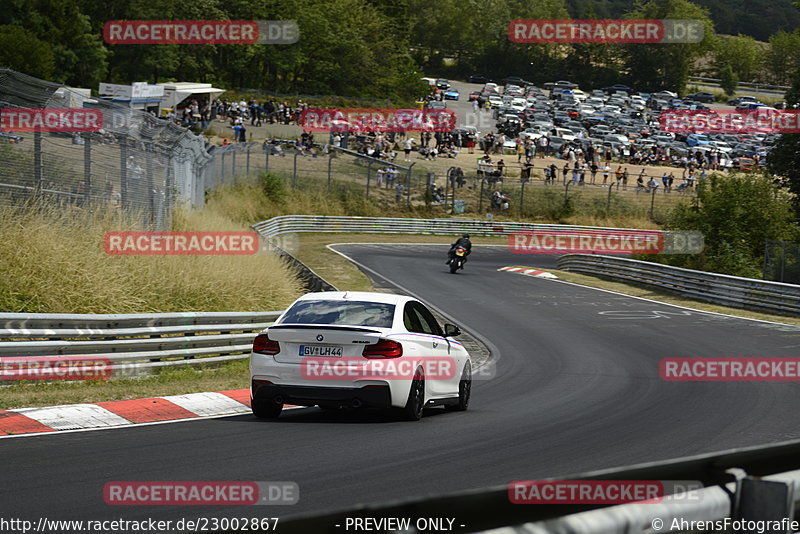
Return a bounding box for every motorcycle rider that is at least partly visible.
[447,234,472,265]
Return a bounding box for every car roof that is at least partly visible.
[294,291,413,306]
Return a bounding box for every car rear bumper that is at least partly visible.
[252,380,393,409]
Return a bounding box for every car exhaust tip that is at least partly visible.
[274,395,284,404]
[352,398,362,408]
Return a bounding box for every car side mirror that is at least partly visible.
[444,323,461,337]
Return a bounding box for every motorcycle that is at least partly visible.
[448,247,467,274]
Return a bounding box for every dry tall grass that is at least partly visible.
[0,204,302,313]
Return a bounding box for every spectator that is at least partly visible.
[403,137,413,161]
[395,182,404,203]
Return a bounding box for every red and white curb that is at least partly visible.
[498,266,558,279]
[0,389,280,438]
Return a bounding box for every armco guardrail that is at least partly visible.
[260,436,800,534]
[0,311,281,375]
[252,214,651,240]
[688,75,790,94]
[557,254,800,315]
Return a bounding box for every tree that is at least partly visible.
[719,65,738,96]
[665,173,798,278]
[713,34,763,82]
[0,25,55,79]
[622,0,716,93]
[0,0,107,87]
[764,30,800,85]
[767,66,800,218]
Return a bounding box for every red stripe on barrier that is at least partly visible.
[97,398,198,423]
[0,411,56,435]
[218,389,251,407]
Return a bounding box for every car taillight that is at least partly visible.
[362,339,402,359]
[253,333,280,355]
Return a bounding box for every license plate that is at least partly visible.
[299,345,342,357]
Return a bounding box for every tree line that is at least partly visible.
[0,0,799,102]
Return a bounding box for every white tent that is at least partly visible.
[157,82,225,112]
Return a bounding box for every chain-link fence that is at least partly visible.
[201,140,427,207]
[764,239,800,285]
[420,162,694,223]
[0,69,211,228]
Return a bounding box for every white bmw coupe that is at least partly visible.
[250,291,472,420]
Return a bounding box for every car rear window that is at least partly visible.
[279,300,395,328]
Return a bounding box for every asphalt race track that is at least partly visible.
[4,244,800,529]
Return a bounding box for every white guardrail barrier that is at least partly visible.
[0,311,281,377]
[252,214,655,239]
[557,254,800,316]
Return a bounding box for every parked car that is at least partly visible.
[727,95,759,106]
[686,133,712,147]
[602,84,634,94]
[503,76,528,87]
[685,91,715,103]
[436,78,451,89]
[468,74,488,84]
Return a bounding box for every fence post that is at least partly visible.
[165,154,173,228]
[479,177,485,212]
[246,144,251,177]
[33,131,43,196]
[119,136,128,209]
[650,187,657,220]
[366,161,372,198]
[520,178,525,217]
[221,151,226,182]
[292,151,298,188]
[606,182,613,213]
[327,154,333,191]
[781,241,787,282]
[231,147,236,180]
[146,144,155,225]
[83,136,91,207]
[265,144,270,174]
[406,163,415,209]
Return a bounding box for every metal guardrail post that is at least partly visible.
[736,478,795,529]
